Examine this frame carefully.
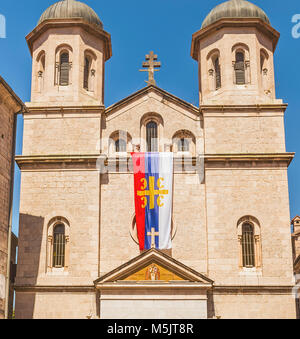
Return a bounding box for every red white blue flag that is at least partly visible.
[131,152,173,251]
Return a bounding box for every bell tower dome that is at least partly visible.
[191,0,281,105]
[26,0,112,106]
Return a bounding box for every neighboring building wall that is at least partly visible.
[292,217,300,262]
[292,217,300,319]
[0,77,23,319]
[8,233,17,319]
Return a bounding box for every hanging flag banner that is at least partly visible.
[131,152,173,251]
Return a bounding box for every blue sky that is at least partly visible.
[0,0,299,235]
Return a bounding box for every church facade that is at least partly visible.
[14,0,297,319]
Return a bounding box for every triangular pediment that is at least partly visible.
[292,216,300,223]
[94,249,213,286]
[105,85,199,119]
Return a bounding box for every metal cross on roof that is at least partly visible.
[139,51,161,86]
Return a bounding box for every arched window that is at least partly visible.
[237,216,262,270]
[47,217,70,272]
[83,50,97,93]
[260,49,270,94]
[59,52,70,86]
[207,50,221,91]
[109,131,132,155]
[146,121,158,152]
[83,57,90,90]
[172,130,196,156]
[241,223,255,268]
[178,138,190,153]
[214,57,221,90]
[260,54,265,74]
[37,53,45,76]
[234,51,246,85]
[115,138,127,153]
[53,224,66,268]
[36,51,46,93]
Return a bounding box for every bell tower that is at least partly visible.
[26,0,111,106]
[191,0,281,105]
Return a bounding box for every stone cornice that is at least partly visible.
[14,284,295,294]
[14,285,95,293]
[205,153,295,167]
[15,153,295,171]
[26,18,112,61]
[15,154,103,171]
[213,285,295,294]
[191,18,280,60]
[23,104,105,115]
[200,104,288,115]
[97,282,211,290]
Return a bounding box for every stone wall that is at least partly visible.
[205,166,294,286]
[0,79,22,319]
[15,291,96,319]
[22,112,101,156]
[213,292,296,319]
[15,170,100,288]
[203,110,286,154]
[0,104,13,319]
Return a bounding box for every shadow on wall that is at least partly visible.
[207,289,216,319]
[14,214,44,319]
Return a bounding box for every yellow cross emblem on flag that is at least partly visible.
[137,177,169,210]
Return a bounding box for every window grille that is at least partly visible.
[234,52,246,85]
[146,121,158,152]
[115,138,127,153]
[214,57,221,89]
[178,138,189,152]
[83,57,90,90]
[53,224,65,268]
[59,53,70,86]
[242,223,255,267]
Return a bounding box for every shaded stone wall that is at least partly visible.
[0,90,14,319]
